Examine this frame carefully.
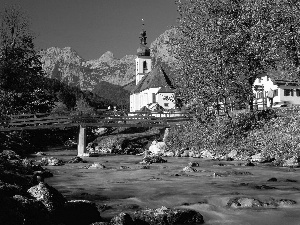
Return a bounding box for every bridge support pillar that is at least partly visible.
[77,125,87,157]
[163,127,170,142]
[160,127,170,142]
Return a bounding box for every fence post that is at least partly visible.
[77,125,87,156]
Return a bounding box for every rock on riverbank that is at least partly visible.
[0,150,102,225]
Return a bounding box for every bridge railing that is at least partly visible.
[0,111,194,131]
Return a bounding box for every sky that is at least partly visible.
[0,0,179,60]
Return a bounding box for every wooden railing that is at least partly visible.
[0,112,194,131]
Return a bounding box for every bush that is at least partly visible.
[51,102,70,115]
[166,109,278,157]
[71,98,95,116]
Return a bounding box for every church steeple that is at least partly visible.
[135,20,152,85]
[137,19,150,57]
[139,20,147,45]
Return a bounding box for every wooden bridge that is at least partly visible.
[0,112,193,131]
[0,112,194,156]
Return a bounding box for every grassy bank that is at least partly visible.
[166,107,300,160]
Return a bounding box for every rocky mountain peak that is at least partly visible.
[150,28,178,67]
[99,51,115,63]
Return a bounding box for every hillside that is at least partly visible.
[92,81,130,109]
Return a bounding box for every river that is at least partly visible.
[34,148,300,225]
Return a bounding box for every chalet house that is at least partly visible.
[129,28,175,112]
[253,73,300,107]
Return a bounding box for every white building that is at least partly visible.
[253,74,300,107]
[130,28,175,112]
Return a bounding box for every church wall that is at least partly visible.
[157,93,175,110]
[130,94,134,112]
[130,91,176,112]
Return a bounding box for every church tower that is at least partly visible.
[135,21,152,85]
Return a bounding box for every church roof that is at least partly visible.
[131,66,174,94]
[157,86,174,93]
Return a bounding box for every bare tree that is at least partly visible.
[0,5,33,55]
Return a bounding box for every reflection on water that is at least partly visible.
[39,150,300,225]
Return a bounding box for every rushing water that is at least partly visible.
[36,149,300,225]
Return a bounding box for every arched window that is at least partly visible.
[143,61,147,73]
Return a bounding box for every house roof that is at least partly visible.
[131,66,174,94]
[273,80,300,86]
[262,69,300,86]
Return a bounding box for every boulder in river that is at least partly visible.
[282,156,299,167]
[1,194,52,225]
[68,156,86,163]
[35,151,47,156]
[110,212,134,225]
[62,200,102,225]
[140,155,167,164]
[149,140,167,155]
[27,182,67,214]
[40,157,65,166]
[87,163,106,169]
[227,197,297,208]
[164,151,175,157]
[183,166,197,172]
[181,150,190,157]
[188,162,199,167]
[132,206,204,225]
[200,150,214,159]
[0,181,23,196]
[0,149,21,160]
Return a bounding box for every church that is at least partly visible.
[130,28,175,112]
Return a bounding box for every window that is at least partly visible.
[267,76,269,81]
[284,89,289,96]
[258,78,262,83]
[143,61,147,73]
[152,93,156,103]
[274,89,278,96]
[296,89,300,96]
[284,89,293,96]
[256,92,263,99]
[164,103,169,107]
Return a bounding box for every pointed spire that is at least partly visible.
[139,19,147,45]
[137,19,150,56]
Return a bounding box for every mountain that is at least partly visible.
[39,28,178,92]
[150,28,178,67]
[40,47,136,90]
